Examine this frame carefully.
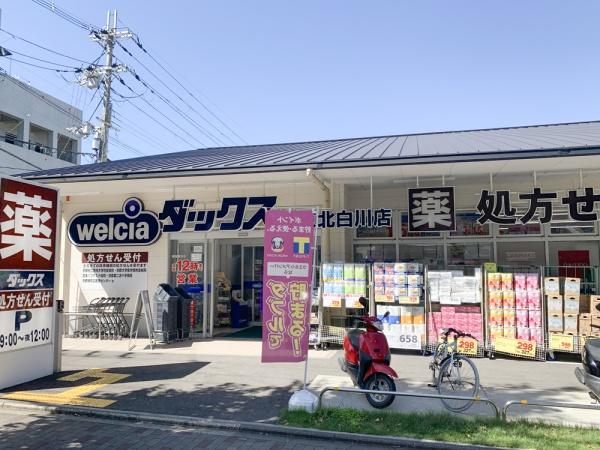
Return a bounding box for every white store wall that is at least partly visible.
[57,176,330,319]
[49,161,600,324]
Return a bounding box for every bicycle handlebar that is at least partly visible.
[441,327,478,341]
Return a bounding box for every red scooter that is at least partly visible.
[339,296,398,408]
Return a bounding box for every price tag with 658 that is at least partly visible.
[389,333,421,350]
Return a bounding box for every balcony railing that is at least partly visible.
[1,133,78,163]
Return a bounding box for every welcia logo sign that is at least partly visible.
[68,198,161,246]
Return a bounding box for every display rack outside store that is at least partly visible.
[426,267,485,358]
[315,262,600,361]
[484,267,546,361]
[317,263,370,346]
[373,262,427,352]
[542,266,600,357]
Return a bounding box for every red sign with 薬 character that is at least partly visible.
[0,177,58,355]
[0,178,58,271]
[261,210,314,363]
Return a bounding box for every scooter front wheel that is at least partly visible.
[364,373,396,409]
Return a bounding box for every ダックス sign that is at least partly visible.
[262,210,314,363]
[0,177,58,389]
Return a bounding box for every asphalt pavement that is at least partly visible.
[1,337,599,427]
[0,408,408,450]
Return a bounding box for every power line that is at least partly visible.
[4,47,88,69]
[112,117,161,152]
[115,69,226,146]
[111,135,146,157]
[112,110,172,150]
[130,34,248,145]
[0,27,94,65]
[115,40,238,146]
[88,95,103,122]
[31,0,99,31]
[0,68,83,122]
[5,57,80,73]
[111,87,197,148]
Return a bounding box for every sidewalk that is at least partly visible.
[0,337,598,427]
[0,407,402,450]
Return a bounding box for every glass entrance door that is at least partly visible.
[169,240,208,336]
[242,245,264,323]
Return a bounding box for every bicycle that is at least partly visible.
[428,327,480,412]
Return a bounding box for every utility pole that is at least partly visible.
[87,10,131,162]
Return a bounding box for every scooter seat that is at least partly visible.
[585,338,600,363]
[347,328,362,352]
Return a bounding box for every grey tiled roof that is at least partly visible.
[21,120,600,180]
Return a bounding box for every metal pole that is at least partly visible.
[370,176,373,210]
[303,207,320,390]
[99,11,115,163]
[502,399,600,420]
[317,386,501,418]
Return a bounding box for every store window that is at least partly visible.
[450,212,490,237]
[400,213,441,238]
[548,241,599,267]
[398,243,444,266]
[354,244,396,262]
[496,241,545,268]
[550,212,597,235]
[356,225,394,239]
[446,242,492,266]
[169,240,207,335]
[497,222,542,236]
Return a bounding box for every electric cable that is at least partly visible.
[6,48,89,69]
[111,135,147,157]
[112,110,172,150]
[111,116,166,154]
[115,69,225,146]
[0,27,93,64]
[115,40,237,146]
[0,67,83,122]
[5,57,80,73]
[111,87,197,148]
[130,33,247,145]
[31,0,99,32]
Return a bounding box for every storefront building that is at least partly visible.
[21,121,600,340]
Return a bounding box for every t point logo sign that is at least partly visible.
[68,198,162,246]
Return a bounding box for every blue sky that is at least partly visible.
[1,1,599,161]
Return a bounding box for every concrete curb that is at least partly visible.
[0,399,508,450]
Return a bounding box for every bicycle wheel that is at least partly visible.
[436,355,480,413]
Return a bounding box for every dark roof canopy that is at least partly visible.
[21,120,600,181]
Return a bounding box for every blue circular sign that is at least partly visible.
[123,198,143,218]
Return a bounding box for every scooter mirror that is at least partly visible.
[383,311,390,318]
[358,296,369,313]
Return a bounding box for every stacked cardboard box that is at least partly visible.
[545,277,582,336]
[379,305,426,345]
[588,296,600,338]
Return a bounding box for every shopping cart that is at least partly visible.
[73,297,131,339]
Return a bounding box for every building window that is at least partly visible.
[447,242,493,266]
[354,244,396,263]
[398,243,444,266]
[497,241,545,268]
[400,212,441,238]
[549,211,597,235]
[356,224,394,239]
[450,212,490,237]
